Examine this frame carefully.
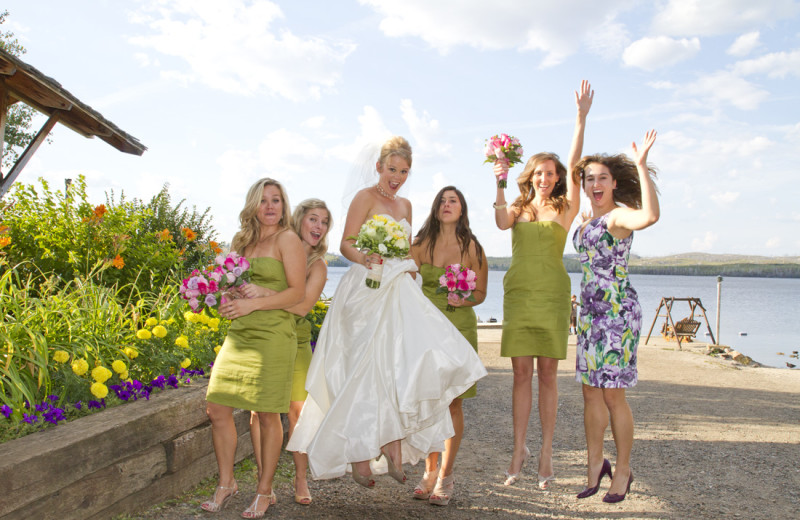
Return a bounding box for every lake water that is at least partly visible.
[323,267,800,369]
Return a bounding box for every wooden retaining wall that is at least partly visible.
[0,380,254,520]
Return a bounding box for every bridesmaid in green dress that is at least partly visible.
[201,178,306,518]
[410,186,488,506]
[245,198,331,507]
[493,81,593,490]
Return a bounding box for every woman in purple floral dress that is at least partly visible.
[571,130,659,503]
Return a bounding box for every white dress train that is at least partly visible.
[286,220,487,480]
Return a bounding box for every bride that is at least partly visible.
[286,136,487,486]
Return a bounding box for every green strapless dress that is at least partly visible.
[206,257,297,412]
[420,263,478,398]
[501,221,570,359]
[291,315,312,401]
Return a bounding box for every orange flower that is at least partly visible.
[112,254,125,269]
[182,227,197,242]
[156,228,173,242]
[209,241,218,248]
[213,247,222,254]
[93,205,107,218]
[0,225,8,234]
[0,236,10,248]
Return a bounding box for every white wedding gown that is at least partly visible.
[286,218,487,480]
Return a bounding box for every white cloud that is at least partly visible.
[692,231,718,251]
[682,71,770,110]
[359,0,632,66]
[732,49,800,78]
[727,31,761,56]
[302,116,326,129]
[399,99,451,162]
[622,36,700,70]
[652,0,800,37]
[584,20,631,59]
[711,192,740,205]
[325,106,392,164]
[765,237,781,248]
[129,0,356,101]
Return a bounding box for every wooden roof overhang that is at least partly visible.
[0,47,146,198]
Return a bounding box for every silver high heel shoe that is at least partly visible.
[380,448,407,484]
[351,463,375,488]
[503,446,531,486]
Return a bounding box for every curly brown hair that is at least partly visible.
[574,154,658,209]
[511,152,570,216]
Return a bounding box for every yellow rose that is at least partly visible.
[152,325,168,338]
[145,317,158,327]
[123,347,139,359]
[53,350,70,363]
[208,318,220,329]
[111,360,127,373]
[214,345,222,354]
[136,329,152,340]
[90,382,109,399]
[175,335,189,349]
[180,358,191,369]
[71,359,89,376]
[91,366,113,383]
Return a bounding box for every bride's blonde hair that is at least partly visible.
[377,136,413,168]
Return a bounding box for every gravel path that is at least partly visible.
[132,329,800,519]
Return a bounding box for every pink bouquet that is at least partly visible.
[180,252,251,313]
[436,263,477,312]
[484,133,524,188]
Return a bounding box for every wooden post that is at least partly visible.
[715,275,723,345]
[0,83,9,179]
[0,111,60,198]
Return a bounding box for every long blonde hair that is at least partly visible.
[292,198,332,268]
[231,178,292,254]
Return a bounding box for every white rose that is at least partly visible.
[395,238,409,250]
[378,243,388,254]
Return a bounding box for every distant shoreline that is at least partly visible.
[324,254,800,278]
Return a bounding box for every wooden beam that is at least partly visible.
[0,83,8,180]
[0,111,60,199]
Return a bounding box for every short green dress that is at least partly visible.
[501,221,570,359]
[420,263,478,398]
[290,315,312,401]
[206,257,297,412]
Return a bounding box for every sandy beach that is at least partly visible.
[138,328,800,520]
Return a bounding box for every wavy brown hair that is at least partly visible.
[511,152,569,216]
[292,198,332,268]
[231,178,292,255]
[574,154,658,209]
[413,186,484,268]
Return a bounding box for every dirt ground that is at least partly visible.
[130,329,800,519]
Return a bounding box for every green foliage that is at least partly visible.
[1,10,38,169]
[1,176,220,297]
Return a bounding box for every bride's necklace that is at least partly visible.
[375,183,396,201]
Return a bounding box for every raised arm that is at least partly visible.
[608,130,660,234]
[494,162,517,230]
[564,80,594,224]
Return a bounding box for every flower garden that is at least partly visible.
[0,176,230,441]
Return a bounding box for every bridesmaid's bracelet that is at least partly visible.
[493,202,507,209]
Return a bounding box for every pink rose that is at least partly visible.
[239,257,251,271]
[226,272,237,284]
[188,297,200,310]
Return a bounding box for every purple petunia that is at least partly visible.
[43,407,66,425]
[166,374,179,388]
[1,405,12,418]
[47,394,59,402]
[35,402,49,413]
[151,375,166,390]
[23,413,39,424]
[74,401,83,410]
[87,399,106,410]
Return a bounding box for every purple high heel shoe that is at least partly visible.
[603,470,633,503]
[576,458,612,499]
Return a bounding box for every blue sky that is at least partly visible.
[4,0,800,257]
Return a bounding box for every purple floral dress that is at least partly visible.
[572,213,642,388]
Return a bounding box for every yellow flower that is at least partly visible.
[214,345,221,354]
[166,318,176,325]
[71,359,89,376]
[145,317,158,327]
[53,350,70,363]
[111,360,127,373]
[119,371,129,380]
[90,382,109,399]
[136,329,152,340]
[208,318,220,329]
[199,313,210,325]
[152,325,168,338]
[123,347,139,359]
[184,311,201,324]
[175,335,189,349]
[92,366,113,383]
[180,358,191,369]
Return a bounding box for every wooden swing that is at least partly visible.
[644,297,715,349]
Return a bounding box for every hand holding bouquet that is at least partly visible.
[484,133,524,188]
[436,263,477,311]
[180,252,251,312]
[348,215,410,289]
